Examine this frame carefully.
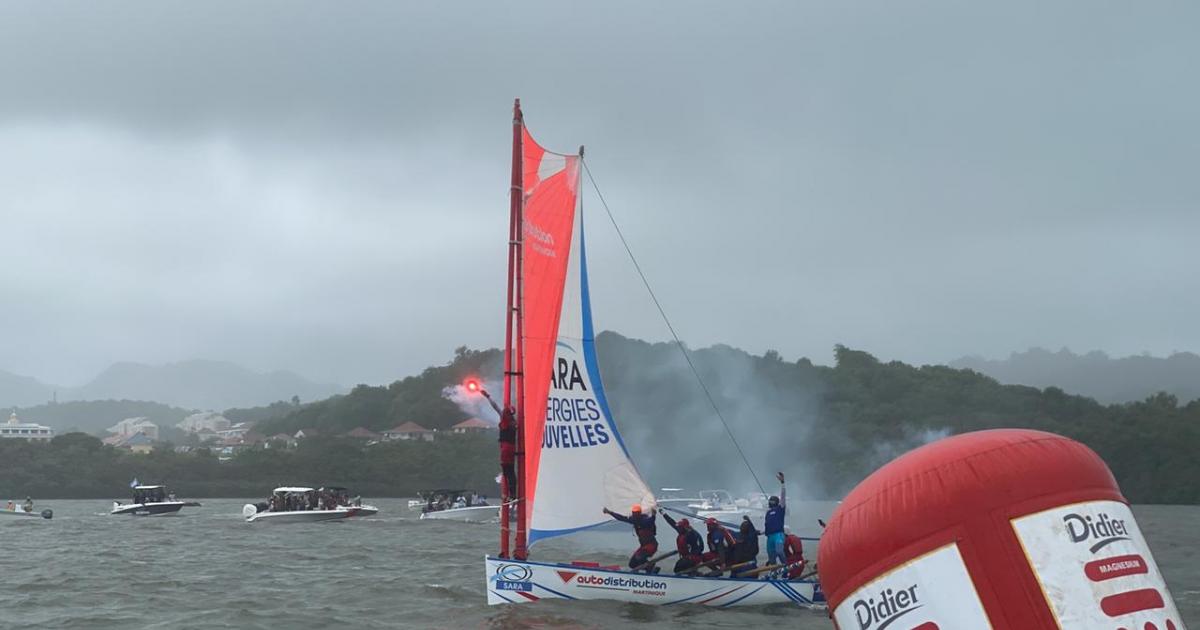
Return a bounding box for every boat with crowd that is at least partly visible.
[243,486,378,523]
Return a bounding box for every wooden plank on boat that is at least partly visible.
[630,549,678,572]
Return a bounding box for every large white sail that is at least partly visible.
[526,202,655,545]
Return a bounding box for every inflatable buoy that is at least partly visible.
[818,429,1183,630]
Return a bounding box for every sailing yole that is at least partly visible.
[482,100,821,608]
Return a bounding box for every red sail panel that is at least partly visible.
[518,125,580,527]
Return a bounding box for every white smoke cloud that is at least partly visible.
[441,379,502,424]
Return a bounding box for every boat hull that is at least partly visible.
[484,556,824,608]
[110,501,187,516]
[243,505,378,523]
[420,506,498,522]
[0,508,52,519]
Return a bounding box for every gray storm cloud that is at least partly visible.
[0,1,1196,387]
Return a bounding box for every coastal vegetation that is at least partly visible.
[2,333,1198,503]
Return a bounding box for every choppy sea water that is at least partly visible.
[1,499,1195,628]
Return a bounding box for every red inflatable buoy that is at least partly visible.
[818,429,1184,629]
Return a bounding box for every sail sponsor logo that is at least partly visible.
[852,585,922,630]
[573,573,667,593]
[556,570,579,583]
[1062,512,1130,553]
[543,356,611,449]
[494,563,533,592]
[523,219,557,258]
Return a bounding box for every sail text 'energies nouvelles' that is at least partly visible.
[542,357,611,449]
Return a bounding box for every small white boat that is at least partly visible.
[0,504,52,520]
[688,490,762,521]
[417,489,498,522]
[243,487,379,523]
[656,488,703,512]
[110,485,195,516]
[420,505,498,522]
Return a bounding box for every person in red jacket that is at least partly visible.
[702,517,737,575]
[662,513,704,573]
[782,525,807,578]
[604,504,659,571]
[497,406,517,501]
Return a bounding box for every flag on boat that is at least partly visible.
[517,125,655,545]
[129,477,139,488]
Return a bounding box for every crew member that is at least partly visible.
[603,504,658,571]
[498,406,517,501]
[764,471,787,566]
[22,496,33,513]
[703,517,737,574]
[782,525,807,578]
[731,515,760,576]
[662,513,704,573]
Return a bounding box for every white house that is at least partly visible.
[177,411,231,434]
[0,411,54,441]
[108,417,160,441]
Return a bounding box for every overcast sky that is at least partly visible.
[1,1,1196,387]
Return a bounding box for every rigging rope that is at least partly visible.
[581,158,767,497]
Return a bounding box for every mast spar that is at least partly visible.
[501,99,526,559]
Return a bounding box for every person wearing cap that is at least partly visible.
[603,504,658,570]
[703,517,736,574]
[782,525,807,578]
[764,471,787,566]
[22,496,33,513]
[661,512,704,573]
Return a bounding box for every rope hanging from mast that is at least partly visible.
[580,158,768,497]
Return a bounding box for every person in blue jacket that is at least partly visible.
[764,471,787,566]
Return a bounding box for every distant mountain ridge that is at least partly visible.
[0,360,343,411]
[951,348,1200,404]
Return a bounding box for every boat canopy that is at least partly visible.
[133,485,165,490]
[273,487,314,493]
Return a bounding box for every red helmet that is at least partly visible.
[678,518,691,529]
[705,517,718,527]
[630,504,642,513]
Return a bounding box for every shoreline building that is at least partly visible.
[107,417,160,441]
[0,411,54,441]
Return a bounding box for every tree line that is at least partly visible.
[2,333,1197,503]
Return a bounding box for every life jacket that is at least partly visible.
[764,504,785,535]
[783,533,805,561]
[631,513,657,545]
[736,522,760,562]
[676,528,703,558]
[498,409,516,444]
[707,525,734,553]
[498,409,517,463]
